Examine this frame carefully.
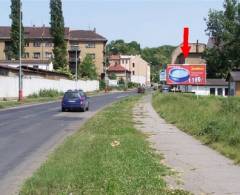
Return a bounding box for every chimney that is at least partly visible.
[93,27,96,33]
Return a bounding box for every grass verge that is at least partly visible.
[152,93,240,164]
[0,96,61,109]
[20,96,189,195]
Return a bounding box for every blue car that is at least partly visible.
[62,90,89,112]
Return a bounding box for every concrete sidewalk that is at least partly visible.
[133,95,240,195]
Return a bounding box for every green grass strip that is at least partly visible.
[152,93,240,164]
[0,97,61,110]
[20,96,189,195]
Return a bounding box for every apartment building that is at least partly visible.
[108,54,151,85]
[0,26,107,76]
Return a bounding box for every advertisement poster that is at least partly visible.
[166,64,206,85]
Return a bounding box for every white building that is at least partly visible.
[108,54,151,86]
[181,79,229,96]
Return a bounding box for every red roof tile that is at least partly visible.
[69,30,107,42]
[0,26,69,39]
[0,26,107,42]
[108,65,130,73]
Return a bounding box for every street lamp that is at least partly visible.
[19,1,23,101]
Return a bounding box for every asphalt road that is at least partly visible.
[0,91,136,194]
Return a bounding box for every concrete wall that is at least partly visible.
[0,76,99,98]
[131,75,148,86]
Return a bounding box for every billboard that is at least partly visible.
[166,64,206,85]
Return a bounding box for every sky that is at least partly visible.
[0,0,224,48]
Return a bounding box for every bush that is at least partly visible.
[99,80,106,90]
[28,89,63,98]
[127,82,138,88]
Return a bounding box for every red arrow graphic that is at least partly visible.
[181,27,191,58]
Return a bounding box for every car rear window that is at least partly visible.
[64,92,79,99]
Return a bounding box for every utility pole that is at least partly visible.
[75,47,78,89]
[18,1,23,101]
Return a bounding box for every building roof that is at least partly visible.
[69,30,107,42]
[229,71,240,81]
[0,59,51,65]
[107,65,130,73]
[0,64,68,77]
[109,55,120,60]
[206,79,228,86]
[0,26,70,39]
[0,26,107,42]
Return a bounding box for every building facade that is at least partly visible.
[183,79,229,96]
[0,26,107,76]
[108,54,150,86]
[171,42,206,64]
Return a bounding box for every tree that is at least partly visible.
[79,55,97,79]
[107,40,175,83]
[108,73,117,80]
[106,40,141,55]
[50,0,68,70]
[141,45,175,82]
[9,0,24,60]
[204,0,240,78]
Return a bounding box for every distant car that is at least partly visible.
[137,86,145,93]
[162,85,170,93]
[62,90,89,112]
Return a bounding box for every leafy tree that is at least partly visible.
[50,0,68,70]
[79,55,97,79]
[9,0,24,60]
[108,73,117,80]
[107,40,141,55]
[204,0,240,77]
[55,66,73,79]
[106,40,175,83]
[141,45,175,82]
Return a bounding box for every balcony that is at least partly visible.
[69,57,80,63]
[68,45,80,52]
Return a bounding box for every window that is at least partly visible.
[45,52,52,59]
[217,88,223,96]
[122,59,125,64]
[132,71,135,75]
[85,42,95,48]
[33,65,39,69]
[25,42,29,47]
[23,52,29,59]
[45,42,53,47]
[33,52,40,59]
[210,88,215,95]
[33,42,41,47]
[87,53,95,60]
[225,88,229,96]
[132,63,135,68]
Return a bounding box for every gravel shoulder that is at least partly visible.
[133,95,240,195]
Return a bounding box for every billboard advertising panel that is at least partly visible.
[166,64,206,85]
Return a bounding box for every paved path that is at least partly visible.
[133,95,240,195]
[0,91,136,195]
